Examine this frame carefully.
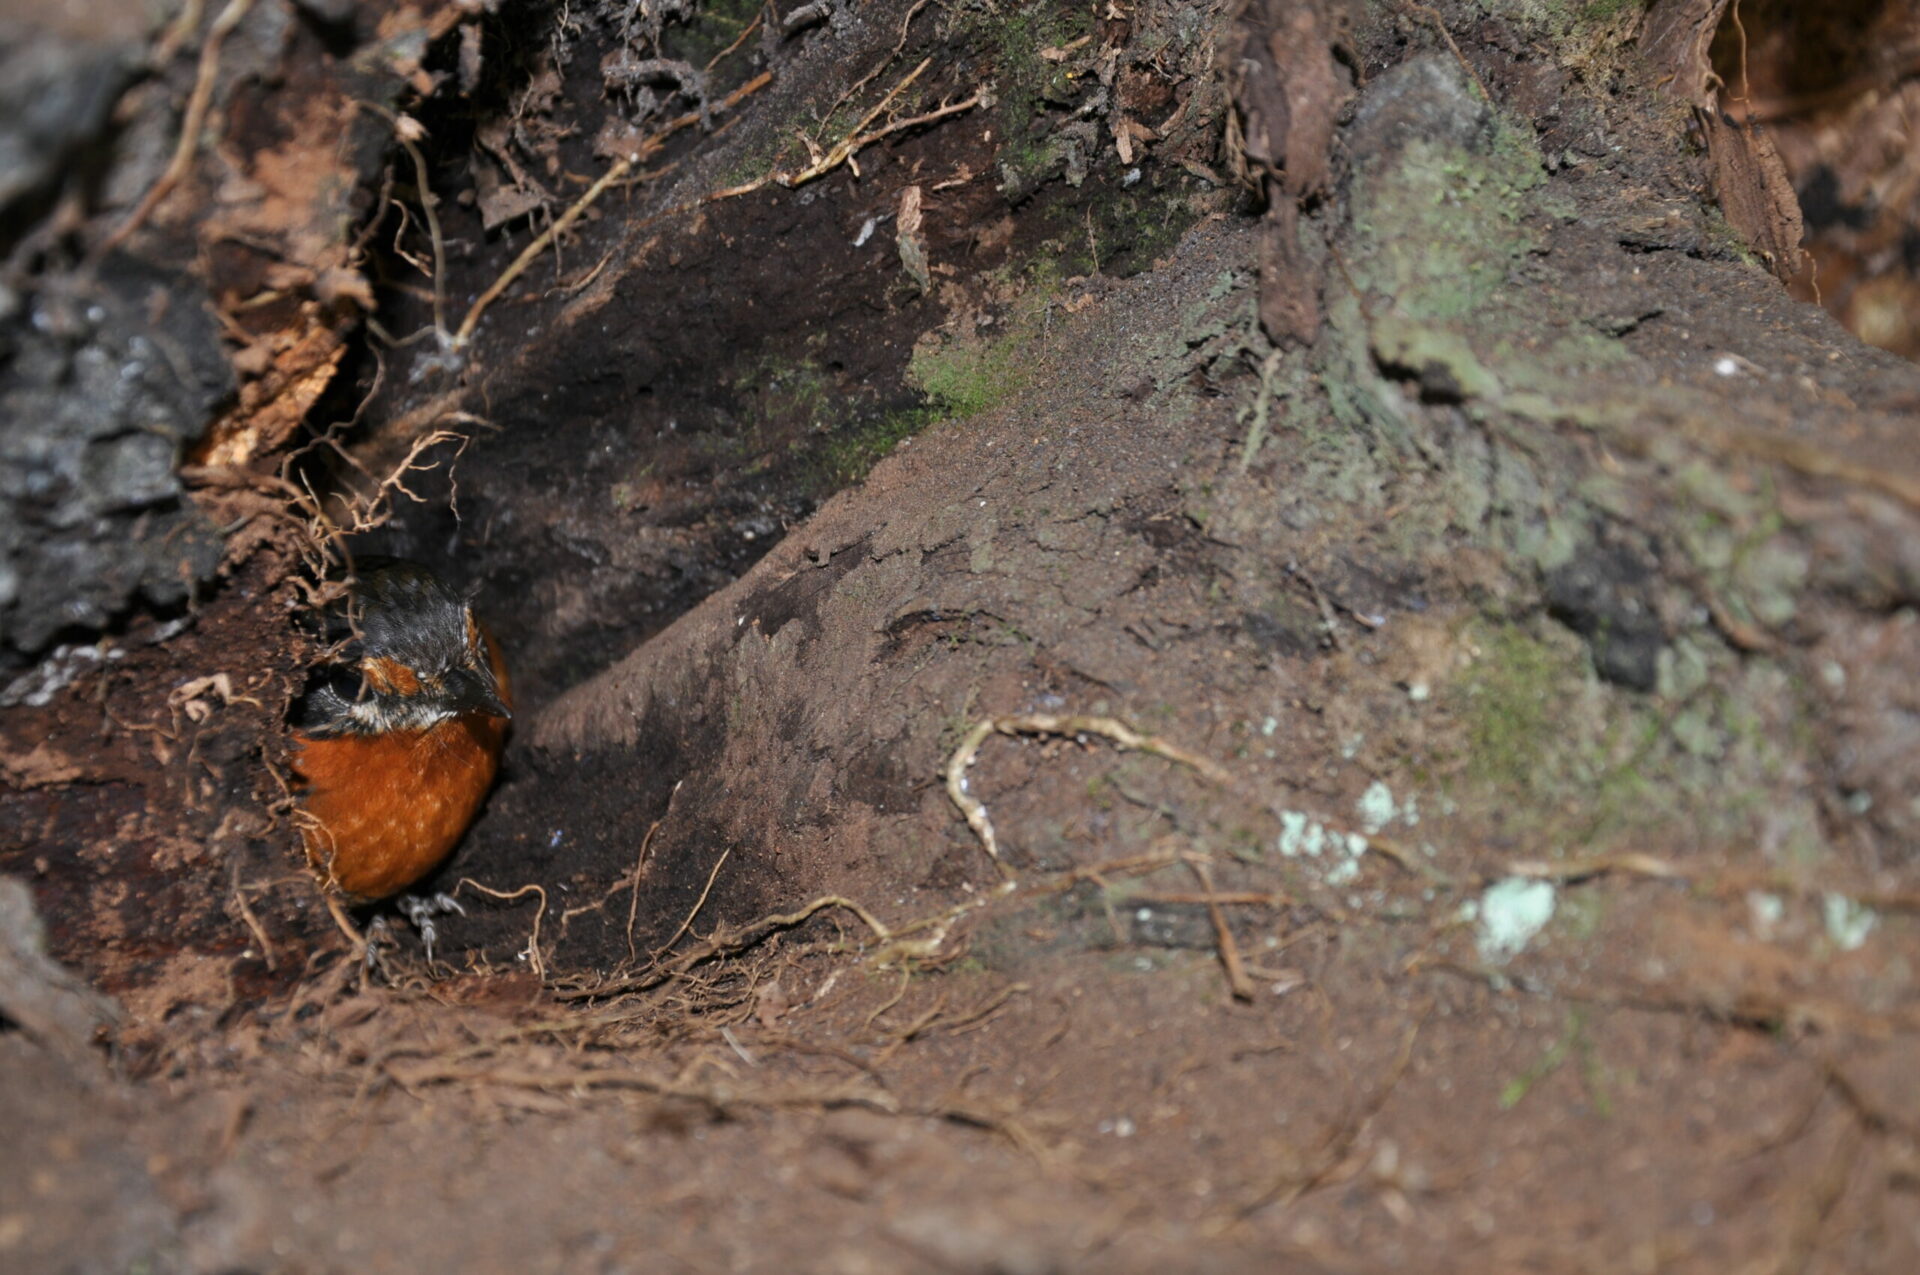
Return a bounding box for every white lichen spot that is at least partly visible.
[1407,681,1431,702]
[1261,716,1279,737]
[1746,890,1784,939]
[1357,781,1396,835]
[1822,893,1877,952]
[1277,810,1330,858]
[1476,878,1557,964]
[1326,832,1370,885]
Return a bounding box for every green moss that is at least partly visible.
[1701,207,1763,267]
[716,133,794,189]
[989,3,1093,140]
[608,466,653,511]
[1036,182,1199,277]
[905,260,1061,420]
[908,341,1024,418]
[1456,623,1584,796]
[812,406,937,491]
[1466,0,1645,54]
[666,0,765,71]
[729,352,834,437]
[1577,0,1639,21]
[721,351,934,495]
[1456,623,1657,840]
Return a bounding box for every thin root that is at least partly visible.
[944,713,1233,878]
[652,847,733,961]
[455,878,549,978]
[93,0,257,261]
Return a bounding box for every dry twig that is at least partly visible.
[781,58,986,187]
[455,156,629,347]
[353,103,450,336]
[1188,857,1256,1001]
[1503,853,1686,884]
[1403,4,1490,103]
[452,71,773,348]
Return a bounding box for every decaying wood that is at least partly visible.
[1641,0,1806,281]
[1227,0,1356,345]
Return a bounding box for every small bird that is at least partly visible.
[289,559,511,931]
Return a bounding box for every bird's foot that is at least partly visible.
[363,914,400,977]
[396,891,466,963]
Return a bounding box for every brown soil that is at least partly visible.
[4,3,1920,1273]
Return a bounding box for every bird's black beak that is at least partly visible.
[445,666,512,721]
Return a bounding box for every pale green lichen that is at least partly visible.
[1277,810,1325,858]
[1326,833,1369,886]
[1347,118,1545,325]
[1822,893,1877,952]
[1357,781,1397,835]
[1477,878,1557,963]
[1277,810,1368,885]
[1747,891,1786,939]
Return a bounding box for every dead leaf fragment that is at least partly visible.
[312,265,375,311]
[1039,36,1092,62]
[897,184,931,294]
[475,159,547,231]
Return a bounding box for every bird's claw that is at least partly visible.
[363,914,398,976]
[396,891,466,963]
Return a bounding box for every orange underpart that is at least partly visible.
[292,633,512,901]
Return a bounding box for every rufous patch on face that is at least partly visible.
[361,655,422,696]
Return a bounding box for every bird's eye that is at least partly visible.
[327,666,369,703]
[290,663,367,733]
